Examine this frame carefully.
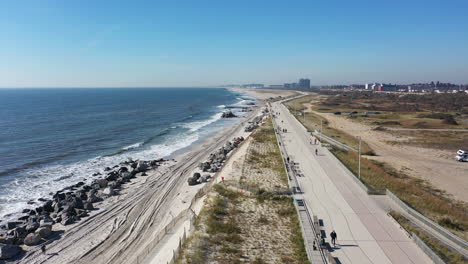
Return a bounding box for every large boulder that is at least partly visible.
[67,197,84,210]
[0,243,21,260]
[84,202,94,210]
[4,222,16,230]
[187,177,198,186]
[221,111,237,118]
[101,187,115,197]
[23,233,41,246]
[61,216,74,226]
[136,161,148,172]
[25,223,39,234]
[188,173,201,186]
[36,226,51,239]
[87,193,102,203]
[43,200,54,212]
[39,217,53,227]
[200,174,211,183]
[97,179,108,188]
[199,162,211,172]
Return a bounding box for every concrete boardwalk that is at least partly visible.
[271,101,432,264]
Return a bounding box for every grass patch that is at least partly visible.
[247,118,289,186]
[177,117,310,263]
[390,211,467,264]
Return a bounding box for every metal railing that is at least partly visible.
[387,190,468,257]
[270,109,328,264]
[412,233,447,264]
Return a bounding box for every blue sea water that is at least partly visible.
[0,87,250,219]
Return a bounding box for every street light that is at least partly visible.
[320,119,323,135]
[358,137,362,180]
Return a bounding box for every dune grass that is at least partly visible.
[177,118,310,264]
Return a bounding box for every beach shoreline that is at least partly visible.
[1,89,291,264]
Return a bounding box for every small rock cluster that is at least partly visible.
[221,111,237,118]
[0,158,166,260]
[244,115,264,132]
[188,137,244,186]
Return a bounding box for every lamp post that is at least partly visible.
[358,137,362,180]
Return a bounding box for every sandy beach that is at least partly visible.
[11,88,292,264]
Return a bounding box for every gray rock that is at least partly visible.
[61,216,74,226]
[0,243,21,260]
[84,202,94,210]
[87,193,102,203]
[12,226,27,240]
[23,233,41,245]
[36,226,51,239]
[136,161,148,172]
[108,181,117,188]
[25,222,39,233]
[102,187,115,196]
[39,218,53,227]
[5,222,16,230]
[43,200,54,212]
[187,176,199,186]
[221,111,236,118]
[200,174,211,183]
[97,179,108,188]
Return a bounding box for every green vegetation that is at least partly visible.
[318,91,468,114]
[177,117,310,264]
[332,149,468,239]
[390,211,467,264]
[249,118,289,185]
[312,91,468,129]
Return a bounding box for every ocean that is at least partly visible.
[0,87,251,220]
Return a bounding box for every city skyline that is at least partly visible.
[1,0,468,87]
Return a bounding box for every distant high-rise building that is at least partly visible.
[298,78,310,89]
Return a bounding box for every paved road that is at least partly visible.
[271,101,432,264]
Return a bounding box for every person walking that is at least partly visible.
[41,244,46,255]
[315,149,318,155]
[330,230,337,247]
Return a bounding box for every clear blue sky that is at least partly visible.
[1,0,468,87]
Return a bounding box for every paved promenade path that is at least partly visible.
[271,101,432,264]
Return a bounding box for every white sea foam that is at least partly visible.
[122,142,143,151]
[0,132,200,220]
[183,112,223,132]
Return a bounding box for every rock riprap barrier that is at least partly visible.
[188,137,244,186]
[0,158,167,260]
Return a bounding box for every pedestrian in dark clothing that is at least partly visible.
[41,244,46,255]
[330,230,337,246]
[315,149,318,155]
